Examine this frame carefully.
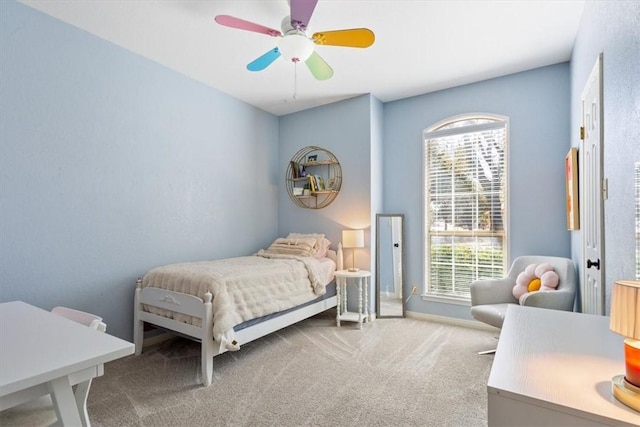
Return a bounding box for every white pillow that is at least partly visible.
[264,237,317,257]
[287,233,325,253]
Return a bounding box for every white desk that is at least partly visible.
[335,270,370,329]
[0,301,134,426]
[488,305,640,426]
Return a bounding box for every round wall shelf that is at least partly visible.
[286,146,342,209]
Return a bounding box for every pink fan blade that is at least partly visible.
[215,15,281,37]
[305,51,333,80]
[290,0,318,31]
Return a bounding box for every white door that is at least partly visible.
[581,54,605,315]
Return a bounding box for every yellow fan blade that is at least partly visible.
[312,28,375,48]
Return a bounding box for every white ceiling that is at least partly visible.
[20,0,585,116]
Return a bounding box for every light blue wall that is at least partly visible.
[0,1,280,340]
[279,94,379,312]
[369,96,384,312]
[570,1,640,313]
[278,95,373,257]
[383,64,571,320]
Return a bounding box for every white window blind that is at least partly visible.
[423,117,508,299]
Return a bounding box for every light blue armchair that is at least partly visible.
[470,255,577,352]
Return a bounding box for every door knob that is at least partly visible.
[587,258,600,270]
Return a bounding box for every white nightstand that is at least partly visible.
[334,270,371,329]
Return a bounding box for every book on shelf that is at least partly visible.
[314,175,325,191]
[290,161,299,179]
[308,175,316,192]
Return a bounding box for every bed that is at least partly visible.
[133,234,340,386]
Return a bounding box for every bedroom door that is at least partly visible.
[581,54,605,315]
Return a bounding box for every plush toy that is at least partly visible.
[512,263,560,301]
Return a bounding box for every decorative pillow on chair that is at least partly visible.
[513,263,560,302]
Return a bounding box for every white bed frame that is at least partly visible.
[133,280,337,386]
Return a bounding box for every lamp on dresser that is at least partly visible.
[609,280,640,412]
[342,229,364,272]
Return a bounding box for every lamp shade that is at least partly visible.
[342,229,364,249]
[610,280,640,393]
[610,280,640,340]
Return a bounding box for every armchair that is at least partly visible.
[470,255,576,352]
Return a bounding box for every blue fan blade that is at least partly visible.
[247,48,281,71]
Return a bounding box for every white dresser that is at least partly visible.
[488,305,640,426]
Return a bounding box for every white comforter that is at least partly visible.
[142,252,326,348]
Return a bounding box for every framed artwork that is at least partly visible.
[307,154,317,163]
[565,147,579,230]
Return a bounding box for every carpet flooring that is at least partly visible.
[1,309,496,426]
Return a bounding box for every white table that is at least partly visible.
[488,304,640,426]
[0,301,134,426]
[335,269,371,329]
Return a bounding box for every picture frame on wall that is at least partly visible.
[565,147,579,230]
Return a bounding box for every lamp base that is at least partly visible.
[348,267,360,272]
[612,374,640,412]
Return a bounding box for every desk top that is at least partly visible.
[0,301,134,396]
[488,305,639,426]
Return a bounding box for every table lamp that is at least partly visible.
[609,280,640,412]
[342,229,364,272]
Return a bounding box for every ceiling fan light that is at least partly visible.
[277,33,314,63]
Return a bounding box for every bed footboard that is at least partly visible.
[133,279,217,386]
[133,279,337,387]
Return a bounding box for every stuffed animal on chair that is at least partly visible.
[512,263,559,301]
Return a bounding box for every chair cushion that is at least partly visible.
[471,303,513,329]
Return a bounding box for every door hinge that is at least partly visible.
[580,126,585,140]
[602,178,608,200]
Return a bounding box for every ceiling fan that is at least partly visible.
[214,0,375,80]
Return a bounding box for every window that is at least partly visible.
[423,115,508,301]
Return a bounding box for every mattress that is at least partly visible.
[234,282,336,332]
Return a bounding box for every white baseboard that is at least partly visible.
[406,310,499,332]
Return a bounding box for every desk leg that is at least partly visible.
[74,379,92,427]
[49,376,83,427]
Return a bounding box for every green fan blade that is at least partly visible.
[305,51,333,80]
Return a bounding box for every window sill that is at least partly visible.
[421,293,471,306]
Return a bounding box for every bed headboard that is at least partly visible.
[329,244,344,271]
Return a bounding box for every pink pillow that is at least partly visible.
[313,238,332,259]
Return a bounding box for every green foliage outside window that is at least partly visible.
[429,243,504,297]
